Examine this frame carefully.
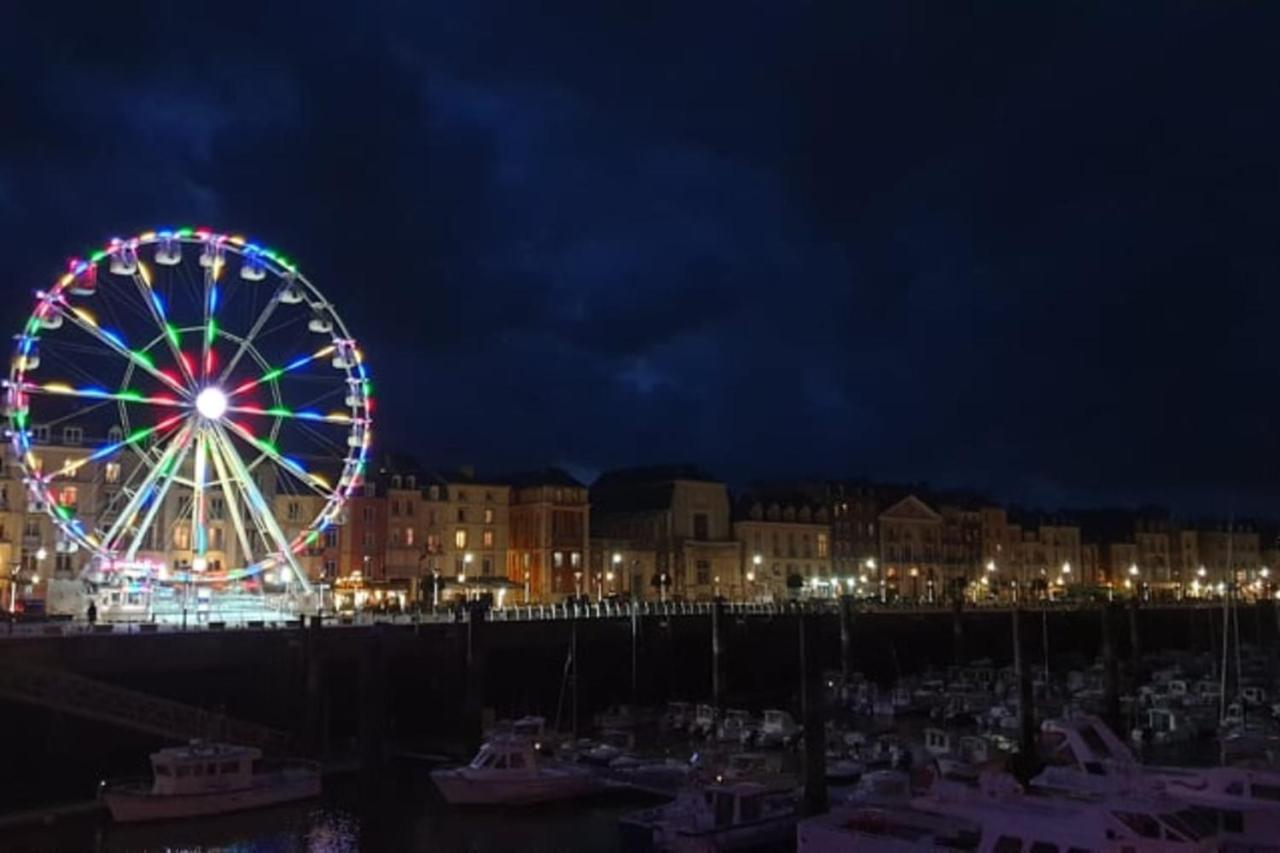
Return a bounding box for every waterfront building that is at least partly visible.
[877,494,943,601]
[590,465,738,601]
[506,469,589,602]
[732,494,831,600]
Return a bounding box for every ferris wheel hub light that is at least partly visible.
[195,387,228,419]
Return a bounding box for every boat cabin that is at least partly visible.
[698,780,794,829]
[149,743,261,795]
[467,739,539,776]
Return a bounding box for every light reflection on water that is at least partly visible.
[7,772,650,853]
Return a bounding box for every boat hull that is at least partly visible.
[430,767,600,805]
[102,772,320,822]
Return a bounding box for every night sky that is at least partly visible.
[3,3,1279,514]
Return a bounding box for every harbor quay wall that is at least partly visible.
[0,603,1273,812]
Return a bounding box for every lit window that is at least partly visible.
[818,533,829,558]
[553,551,564,568]
[455,529,467,549]
[570,552,581,568]
[104,462,121,483]
[483,529,494,548]
[484,508,495,524]
[58,486,78,508]
[174,524,191,549]
[405,527,415,546]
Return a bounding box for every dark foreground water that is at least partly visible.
[6,766,659,853]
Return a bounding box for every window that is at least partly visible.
[427,534,441,553]
[287,501,301,522]
[553,551,564,568]
[571,552,581,568]
[406,501,414,517]
[104,462,121,483]
[484,507,494,524]
[57,486,77,508]
[32,425,50,443]
[696,560,710,585]
[362,530,375,548]
[211,527,224,550]
[63,426,83,445]
[390,499,400,516]
[363,506,374,523]
[817,533,829,558]
[174,524,190,549]
[1253,784,1280,801]
[391,475,401,489]
[693,512,709,540]
[455,529,467,549]
[482,557,492,575]
[323,559,337,578]
[208,497,224,520]
[405,527,415,546]
[483,529,494,548]
[456,508,466,523]
[324,528,338,548]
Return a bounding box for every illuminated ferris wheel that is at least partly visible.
[5,228,372,594]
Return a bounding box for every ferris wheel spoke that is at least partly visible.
[130,262,198,388]
[209,424,311,592]
[200,240,225,383]
[53,302,191,398]
[13,381,189,411]
[123,428,196,561]
[217,279,290,385]
[226,344,337,399]
[190,429,210,561]
[100,422,194,553]
[224,403,361,425]
[205,428,257,567]
[221,418,337,498]
[40,412,187,483]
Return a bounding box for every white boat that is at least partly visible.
[799,773,1219,851]
[716,709,756,743]
[100,742,320,823]
[430,737,601,805]
[1035,713,1280,848]
[757,709,801,747]
[619,779,798,852]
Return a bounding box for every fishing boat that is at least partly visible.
[619,779,797,852]
[430,736,601,805]
[100,742,320,822]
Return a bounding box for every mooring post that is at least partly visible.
[711,597,724,711]
[1101,603,1121,733]
[631,601,641,707]
[303,614,324,757]
[1128,595,1141,671]
[799,604,828,816]
[570,614,580,738]
[463,602,488,755]
[951,590,964,665]
[358,623,387,779]
[839,594,854,687]
[1011,606,1035,760]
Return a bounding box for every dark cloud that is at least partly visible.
[2,1,1279,514]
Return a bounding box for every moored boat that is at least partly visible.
[100,742,320,823]
[430,736,602,805]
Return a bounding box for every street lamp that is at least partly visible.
[574,570,583,599]
[610,552,621,598]
[866,557,882,603]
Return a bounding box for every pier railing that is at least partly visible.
[0,596,1241,639]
